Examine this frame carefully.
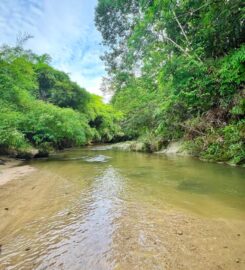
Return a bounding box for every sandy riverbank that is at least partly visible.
[0,157,36,186]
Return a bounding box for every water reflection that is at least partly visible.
[83,155,112,163]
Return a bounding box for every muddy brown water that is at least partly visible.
[0,146,245,270]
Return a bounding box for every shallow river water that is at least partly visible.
[0,146,245,270]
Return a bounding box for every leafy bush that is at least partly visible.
[187,120,245,164]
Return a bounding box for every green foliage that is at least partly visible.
[187,120,245,165]
[0,106,29,150]
[86,95,123,141]
[35,64,91,111]
[0,45,121,155]
[96,0,245,164]
[113,79,158,137]
[21,101,89,148]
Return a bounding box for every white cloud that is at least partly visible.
[0,0,106,96]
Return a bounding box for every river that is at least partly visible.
[0,146,244,269]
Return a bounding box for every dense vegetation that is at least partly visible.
[95,0,245,164]
[0,44,122,158]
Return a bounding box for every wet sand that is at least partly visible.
[114,200,245,270]
[0,157,36,186]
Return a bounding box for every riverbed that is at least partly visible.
[0,146,244,269]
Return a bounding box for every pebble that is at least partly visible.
[25,247,31,251]
[4,208,9,211]
[177,231,183,235]
[236,258,240,263]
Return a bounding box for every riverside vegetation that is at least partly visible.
[95,0,245,165]
[0,0,245,165]
[0,42,122,158]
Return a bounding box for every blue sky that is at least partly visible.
[0,0,106,96]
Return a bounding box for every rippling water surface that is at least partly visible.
[0,147,245,269]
